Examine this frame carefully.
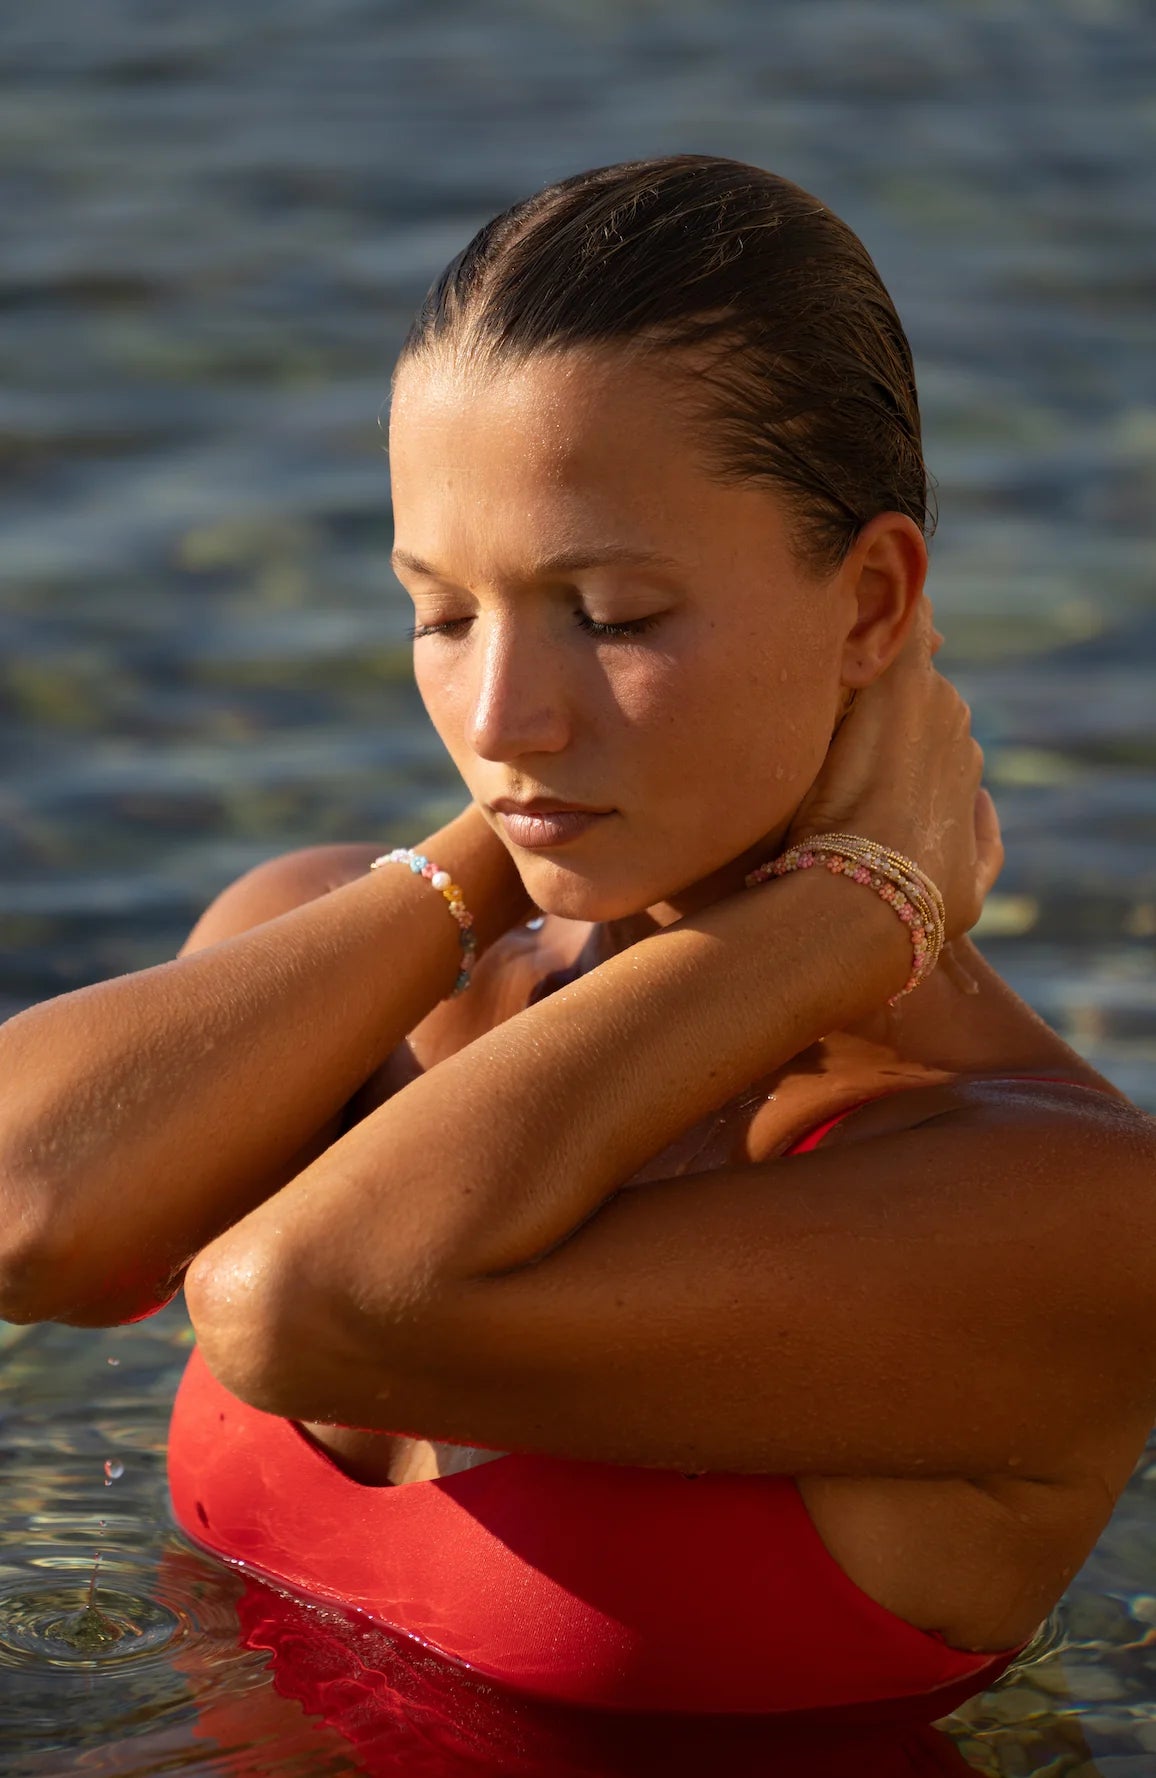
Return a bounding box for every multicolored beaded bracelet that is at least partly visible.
[744,833,946,1004]
[817,831,947,941]
[369,848,477,997]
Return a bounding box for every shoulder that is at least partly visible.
[759,1063,1156,1292]
[178,840,565,1061]
[178,842,384,956]
[815,1070,1156,1222]
[827,1068,1156,1359]
[820,1069,1154,1158]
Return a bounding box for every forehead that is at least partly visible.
[387,348,791,575]
[389,348,688,483]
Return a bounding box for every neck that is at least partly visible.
[576,853,987,1061]
[581,819,797,965]
[587,700,861,963]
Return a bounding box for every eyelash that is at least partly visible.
[405,612,661,642]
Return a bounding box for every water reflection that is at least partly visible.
[177,1558,1002,1777]
[1,1300,1154,1775]
[0,1531,1038,1777]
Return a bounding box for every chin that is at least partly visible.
[516,859,680,925]
[525,882,647,924]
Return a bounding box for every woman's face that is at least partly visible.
[388,347,856,924]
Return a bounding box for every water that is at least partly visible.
[1,0,1154,1771]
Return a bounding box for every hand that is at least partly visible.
[782,595,1004,941]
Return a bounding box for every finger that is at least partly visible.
[973,787,1005,900]
[974,784,999,841]
[889,592,935,673]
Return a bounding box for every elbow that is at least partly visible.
[0,1233,102,1327]
[0,1246,54,1326]
[0,1157,63,1323]
[183,1233,332,1418]
[0,1130,83,1323]
[0,1244,179,1328]
[0,1159,179,1328]
[0,1035,71,1321]
[184,1233,420,1424]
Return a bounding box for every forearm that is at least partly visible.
[391,869,910,1272]
[0,806,527,1322]
[198,868,911,1358]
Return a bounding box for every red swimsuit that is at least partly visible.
[167,1091,1047,1723]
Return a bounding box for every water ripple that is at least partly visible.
[0,1579,183,1669]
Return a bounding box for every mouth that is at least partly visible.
[490,797,613,817]
[491,805,614,849]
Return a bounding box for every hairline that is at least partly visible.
[390,331,855,582]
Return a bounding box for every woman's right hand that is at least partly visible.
[782,594,1004,941]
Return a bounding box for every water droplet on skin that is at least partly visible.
[779,668,789,682]
[103,1460,124,1485]
[774,765,785,780]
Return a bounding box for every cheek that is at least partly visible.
[626,649,828,786]
[414,630,838,838]
[413,657,471,760]
[624,645,838,865]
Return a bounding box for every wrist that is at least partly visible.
[773,865,914,1012]
[690,863,912,1033]
[421,805,536,958]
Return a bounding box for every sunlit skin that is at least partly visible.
[240,336,1145,1585]
[388,345,930,969]
[0,198,1152,1677]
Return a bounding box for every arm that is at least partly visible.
[187,590,1156,1476]
[186,862,1156,1479]
[0,804,530,1326]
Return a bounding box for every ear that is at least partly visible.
[836,512,929,688]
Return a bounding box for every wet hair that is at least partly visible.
[395,153,934,579]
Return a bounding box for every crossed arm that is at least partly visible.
[185,868,1156,1482]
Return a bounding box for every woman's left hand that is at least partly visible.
[776,595,1005,942]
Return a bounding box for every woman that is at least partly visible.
[2,156,1153,1731]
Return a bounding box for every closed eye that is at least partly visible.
[405,612,662,641]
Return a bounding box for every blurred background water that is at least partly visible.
[0,1,1153,1773]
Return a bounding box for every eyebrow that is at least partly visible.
[390,544,681,581]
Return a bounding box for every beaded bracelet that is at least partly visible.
[803,832,947,957]
[369,848,477,997]
[744,833,946,1004]
[819,829,944,902]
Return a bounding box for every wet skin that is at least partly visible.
[190,346,1152,1654]
[240,346,1131,1649]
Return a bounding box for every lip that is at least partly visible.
[493,805,613,849]
[490,797,612,816]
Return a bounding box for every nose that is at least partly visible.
[463,613,571,762]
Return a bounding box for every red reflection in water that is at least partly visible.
[182,1568,981,1778]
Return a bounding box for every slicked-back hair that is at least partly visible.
[396,154,934,579]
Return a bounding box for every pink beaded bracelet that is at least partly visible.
[744,834,946,1004]
[369,847,477,997]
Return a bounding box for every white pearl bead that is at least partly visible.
[431,870,451,890]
